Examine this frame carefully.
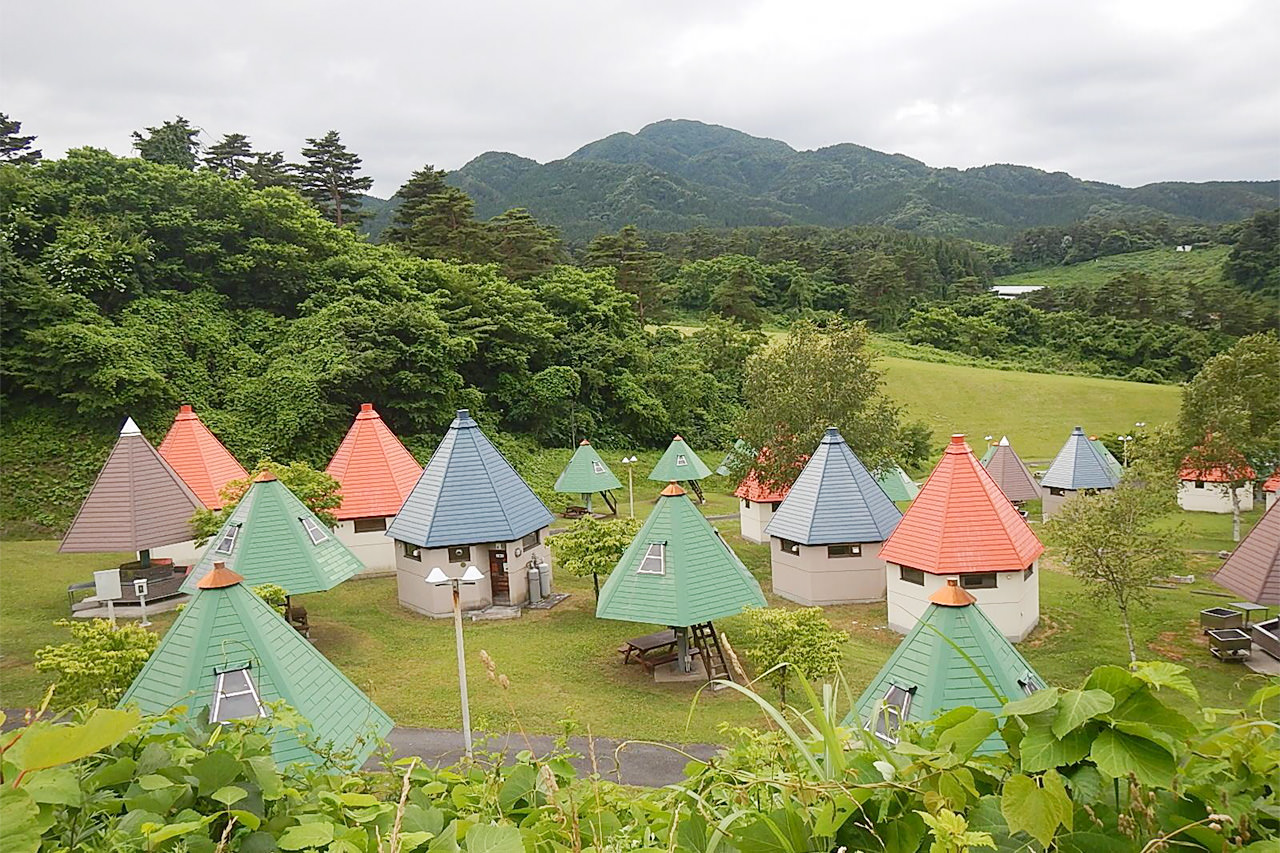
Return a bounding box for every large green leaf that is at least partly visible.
[937,710,998,758]
[1108,690,1195,740]
[1083,666,1141,702]
[191,750,242,797]
[464,824,523,853]
[1089,729,1175,788]
[1019,721,1094,772]
[14,709,139,773]
[734,809,812,853]
[1132,661,1198,701]
[1052,690,1115,738]
[21,768,82,806]
[497,764,538,813]
[278,822,336,851]
[0,788,41,853]
[1001,686,1060,717]
[1000,771,1073,847]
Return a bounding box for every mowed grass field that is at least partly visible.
[994,245,1230,290]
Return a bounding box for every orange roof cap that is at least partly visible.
[661,481,686,497]
[929,578,976,607]
[579,438,590,446]
[198,561,244,589]
[254,469,278,482]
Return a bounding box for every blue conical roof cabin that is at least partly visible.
[1041,426,1120,518]
[554,439,621,513]
[120,563,393,767]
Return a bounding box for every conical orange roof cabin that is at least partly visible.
[158,405,248,510]
[325,403,423,573]
[882,435,1045,641]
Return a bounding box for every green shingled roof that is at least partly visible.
[1090,437,1124,479]
[874,465,920,502]
[596,484,765,627]
[847,591,1045,754]
[648,436,713,482]
[181,475,364,595]
[555,440,622,494]
[119,572,393,767]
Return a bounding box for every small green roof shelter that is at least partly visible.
[554,439,621,514]
[874,465,920,503]
[648,435,713,502]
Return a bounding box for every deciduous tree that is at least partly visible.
[732,606,847,705]
[297,130,373,227]
[550,516,642,599]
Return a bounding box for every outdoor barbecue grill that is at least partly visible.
[1200,607,1244,633]
[1207,627,1252,662]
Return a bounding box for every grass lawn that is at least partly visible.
[4,502,1274,742]
[993,246,1229,290]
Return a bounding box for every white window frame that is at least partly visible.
[637,542,666,575]
[401,540,421,561]
[210,666,266,724]
[299,516,329,545]
[591,460,605,474]
[1018,671,1041,697]
[865,683,914,744]
[522,530,540,549]
[675,454,688,467]
[215,524,241,554]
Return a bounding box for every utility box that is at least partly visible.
[94,569,122,601]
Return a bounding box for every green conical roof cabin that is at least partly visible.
[120,563,393,767]
[874,465,920,502]
[597,483,765,627]
[849,580,1046,754]
[648,435,713,482]
[181,471,364,595]
[555,440,622,511]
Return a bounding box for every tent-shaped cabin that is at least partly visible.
[153,405,248,567]
[981,436,1041,507]
[649,435,713,502]
[1040,426,1120,519]
[1265,471,1280,510]
[1090,436,1124,480]
[1177,455,1255,515]
[554,439,621,515]
[764,428,902,606]
[597,482,765,677]
[387,409,555,617]
[181,471,364,596]
[325,403,424,573]
[882,435,1045,641]
[1214,501,1279,606]
[875,466,920,503]
[849,579,1046,753]
[120,563,393,767]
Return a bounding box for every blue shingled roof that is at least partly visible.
[764,427,903,545]
[386,410,554,548]
[1040,426,1121,490]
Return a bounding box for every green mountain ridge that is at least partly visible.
[362,119,1278,243]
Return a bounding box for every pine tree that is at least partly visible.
[488,208,563,280]
[0,113,41,164]
[584,226,669,322]
[131,116,201,169]
[202,133,254,178]
[384,165,450,244]
[384,166,489,262]
[244,151,296,190]
[297,131,373,227]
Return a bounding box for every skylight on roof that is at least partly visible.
[676,454,688,467]
[592,460,605,474]
[865,683,914,744]
[210,666,266,724]
[1017,672,1042,697]
[300,516,329,545]
[637,542,665,575]
[215,524,240,554]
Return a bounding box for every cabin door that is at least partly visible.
[489,549,509,603]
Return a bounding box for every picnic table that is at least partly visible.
[1229,602,1269,627]
[618,629,678,664]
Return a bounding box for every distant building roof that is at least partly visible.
[715,439,752,477]
[875,465,920,502]
[734,470,790,503]
[596,483,765,627]
[120,563,393,766]
[990,284,1044,299]
[1265,472,1280,493]
[326,403,423,520]
[1089,437,1124,479]
[982,437,1042,503]
[555,440,623,495]
[765,428,902,545]
[648,435,713,482]
[880,435,1045,574]
[1214,501,1280,605]
[158,405,247,511]
[181,473,364,595]
[1178,448,1256,484]
[1040,427,1121,491]
[60,418,204,554]
[387,409,554,548]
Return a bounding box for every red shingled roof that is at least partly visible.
[1265,472,1280,493]
[157,405,248,510]
[326,403,423,520]
[1179,458,1256,483]
[879,434,1044,575]
[734,470,790,502]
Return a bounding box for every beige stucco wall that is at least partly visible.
[1042,487,1116,520]
[332,518,398,575]
[151,538,204,568]
[770,538,887,605]
[738,499,775,544]
[392,530,552,618]
[1268,491,1278,510]
[886,562,1039,641]
[1176,481,1254,514]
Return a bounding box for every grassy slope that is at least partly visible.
[994,246,1230,289]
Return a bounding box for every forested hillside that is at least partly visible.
[360,120,1279,242]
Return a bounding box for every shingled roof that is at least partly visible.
[61,418,204,553]
[765,427,902,545]
[387,409,554,548]
[157,405,247,511]
[326,403,423,520]
[880,435,1044,574]
[1041,427,1120,491]
[555,440,622,495]
[875,465,920,502]
[181,472,364,595]
[1214,501,1280,605]
[597,483,765,627]
[1265,472,1280,494]
[849,580,1046,754]
[981,437,1042,503]
[120,563,393,767]
[648,435,713,482]
[1090,437,1124,479]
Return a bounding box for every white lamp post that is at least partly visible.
[621,456,638,518]
[426,565,484,759]
[1119,435,1133,467]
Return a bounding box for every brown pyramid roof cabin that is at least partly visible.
[60,418,204,554]
[1215,501,1280,605]
[981,436,1042,504]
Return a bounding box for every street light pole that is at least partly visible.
[621,456,638,518]
[427,565,484,759]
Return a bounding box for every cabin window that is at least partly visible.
[900,566,925,586]
[591,460,605,474]
[522,530,540,549]
[300,516,329,545]
[215,524,241,554]
[637,543,666,575]
[1017,671,1042,697]
[210,666,266,724]
[1194,480,1205,489]
[827,543,862,558]
[742,499,752,508]
[401,540,421,561]
[771,502,781,511]
[676,454,688,467]
[1024,564,1035,580]
[1048,487,1065,496]
[961,573,997,590]
[449,546,471,563]
[865,683,914,744]
[778,538,801,556]
[354,517,386,534]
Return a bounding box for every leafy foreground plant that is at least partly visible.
[1,662,1276,852]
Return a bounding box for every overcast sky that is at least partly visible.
[5,0,1278,197]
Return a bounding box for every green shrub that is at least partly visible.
[730,606,848,704]
[32,619,158,709]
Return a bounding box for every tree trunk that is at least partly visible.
[1230,487,1241,543]
[591,572,599,601]
[332,185,344,228]
[1119,604,1137,665]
